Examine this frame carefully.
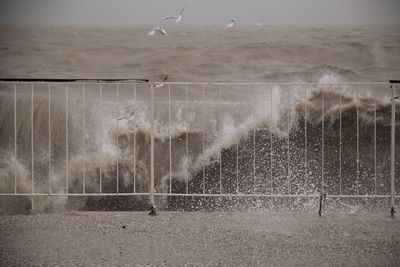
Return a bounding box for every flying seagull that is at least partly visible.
[225,18,236,29]
[161,6,185,23]
[117,104,136,122]
[155,74,169,88]
[148,26,167,36]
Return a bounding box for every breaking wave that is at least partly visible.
[0,81,399,212]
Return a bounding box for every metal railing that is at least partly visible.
[0,79,398,215]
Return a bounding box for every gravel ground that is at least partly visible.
[0,211,399,266]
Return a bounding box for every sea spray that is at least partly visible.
[0,83,399,212]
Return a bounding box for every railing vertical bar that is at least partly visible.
[287,86,291,194]
[391,83,396,214]
[116,83,119,195]
[169,84,172,194]
[82,84,86,194]
[322,89,325,193]
[186,85,189,194]
[219,85,222,194]
[133,84,137,194]
[253,123,256,194]
[270,87,273,193]
[236,87,239,194]
[253,87,256,194]
[356,87,359,195]
[14,84,17,194]
[48,85,51,194]
[31,85,34,208]
[339,85,342,196]
[374,94,377,195]
[304,86,307,185]
[99,84,103,194]
[202,85,205,194]
[65,85,69,194]
[150,82,155,208]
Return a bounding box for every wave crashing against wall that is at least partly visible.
[0,81,399,213]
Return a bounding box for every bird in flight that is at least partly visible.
[161,6,185,23]
[148,26,167,36]
[155,74,170,88]
[225,18,236,29]
[117,104,136,122]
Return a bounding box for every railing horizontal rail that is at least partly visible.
[0,80,391,86]
[154,82,390,86]
[0,78,149,84]
[0,193,399,198]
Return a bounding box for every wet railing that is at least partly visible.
[0,79,398,215]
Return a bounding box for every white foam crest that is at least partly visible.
[184,89,292,181]
[318,73,343,84]
[0,154,30,193]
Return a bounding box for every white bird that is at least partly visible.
[155,74,169,88]
[117,104,136,122]
[148,26,167,36]
[161,6,185,23]
[225,18,236,29]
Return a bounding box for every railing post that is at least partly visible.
[169,84,172,194]
[14,84,17,195]
[82,84,86,194]
[390,80,398,216]
[133,84,137,194]
[48,85,52,195]
[149,82,156,216]
[31,84,34,212]
[319,89,325,217]
[65,85,69,194]
[116,83,119,195]
[318,191,326,217]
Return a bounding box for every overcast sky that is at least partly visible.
[1,0,399,26]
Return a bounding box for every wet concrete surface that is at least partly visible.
[0,211,399,266]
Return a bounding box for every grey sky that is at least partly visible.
[1,0,399,26]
